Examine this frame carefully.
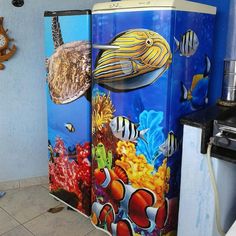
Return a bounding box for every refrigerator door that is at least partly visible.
[44,10,92,216]
[91,3,215,236]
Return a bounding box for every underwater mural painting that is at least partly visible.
[44,11,91,216]
[92,8,215,236]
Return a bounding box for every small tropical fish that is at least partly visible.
[181,56,211,107]
[95,166,128,188]
[93,29,172,91]
[159,131,180,157]
[48,140,54,160]
[64,123,75,132]
[48,140,53,152]
[174,30,199,57]
[110,116,148,143]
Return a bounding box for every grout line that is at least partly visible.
[21,201,62,225]
[84,229,95,236]
[40,184,49,190]
[0,207,22,225]
[20,224,36,236]
[0,207,21,236]
[0,207,38,236]
[0,224,36,236]
[0,187,61,226]
[0,226,19,236]
[0,186,94,236]
[21,211,48,225]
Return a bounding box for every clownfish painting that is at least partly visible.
[94,167,169,231]
[91,202,134,236]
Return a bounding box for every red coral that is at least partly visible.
[49,138,91,213]
[53,137,67,156]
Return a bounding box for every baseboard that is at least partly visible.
[0,176,48,191]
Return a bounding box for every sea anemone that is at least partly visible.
[92,93,115,134]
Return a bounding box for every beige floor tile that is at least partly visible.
[0,208,19,235]
[0,180,20,191]
[24,208,94,236]
[86,229,109,236]
[0,185,59,224]
[19,176,48,188]
[1,225,34,236]
[41,184,49,190]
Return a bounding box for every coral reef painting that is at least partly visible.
[92,92,115,134]
[91,94,178,235]
[136,110,165,166]
[45,11,92,216]
[92,7,214,236]
[49,138,91,215]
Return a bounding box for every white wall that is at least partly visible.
[178,125,236,236]
[0,0,103,182]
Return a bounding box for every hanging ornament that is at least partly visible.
[12,0,24,7]
[0,17,17,70]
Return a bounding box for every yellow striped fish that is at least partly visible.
[93,29,172,91]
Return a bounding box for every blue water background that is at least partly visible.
[92,10,215,199]
[44,15,91,149]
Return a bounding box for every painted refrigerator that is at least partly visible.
[91,0,216,235]
[44,10,92,216]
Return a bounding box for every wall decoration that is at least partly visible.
[12,0,24,7]
[0,17,17,70]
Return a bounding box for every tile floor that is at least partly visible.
[0,185,107,236]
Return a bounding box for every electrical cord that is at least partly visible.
[206,138,226,236]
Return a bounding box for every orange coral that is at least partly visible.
[115,141,170,207]
[92,93,115,133]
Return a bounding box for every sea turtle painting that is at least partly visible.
[46,16,91,104]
